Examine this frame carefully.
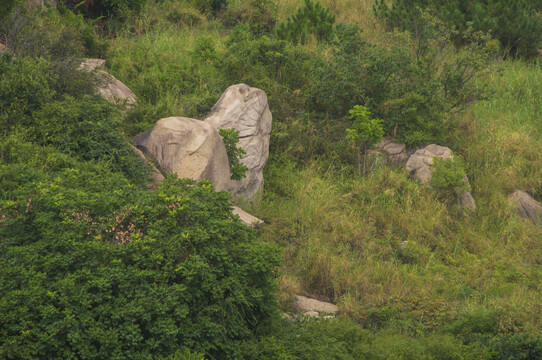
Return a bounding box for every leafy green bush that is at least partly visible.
[430,156,469,202]
[0,173,280,359]
[489,333,542,360]
[0,55,148,184]
[60,0,148,18]
[308,20,495,145]
[374,0,542,57]
[276,0,336,44]
[219,0,277,35]
[346,105,384,175]
[221,24,315,119]
[1,5,107,58]
[0,0,20,20]
[219,128,248,181]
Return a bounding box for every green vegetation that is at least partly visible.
[219,128,248,181]
[1,0,542,359]
[430,157,468,203]
[374,0,542,57]
[346,105,384,175]
[276,0,336,44]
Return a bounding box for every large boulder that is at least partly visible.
[134,117,231,192]
[406,144,475,210]
[509,190,542,224]
[79,58,136,108]
[131,145,165,185]
[205,84,272,199]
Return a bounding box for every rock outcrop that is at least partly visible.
[135,117,231,192]
[372,139,407,163]
[509,190,542,224]
[406,144,453,183]
[79,58,136,108]
[131,145,165,185]
[232,206,264,228]
[294,295,338,319]
[205,84,272,198]
[406,144,475,210]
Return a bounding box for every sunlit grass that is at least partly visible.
[106,0,542,335]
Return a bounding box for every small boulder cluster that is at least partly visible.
[80,59,270,227]
[372,140,542,223]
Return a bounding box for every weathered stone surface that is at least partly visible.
[135,117,230,191]
[406,144,452,183]
[131,145,165,185]
[79,58,136,108]
[374,139,407,163]
[232,206,264,228]
[205,84,272,199]
[509,190,542,224]
[294,295,338,316]
[406,144,475,210]
[78,58,107,72]
[457,185,476,211]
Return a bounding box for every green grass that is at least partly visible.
[4,0,541,357]
[103,0,542,339]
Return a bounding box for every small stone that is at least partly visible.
[232,206,264,228]
[304,310,320,318]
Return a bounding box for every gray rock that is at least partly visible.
[406,144,453,183]
[131,145,165,185]
[79,58,136,108]
[303,310,320,318]
[294,295,338,315]
[457,184,476,211]
[374,139,407,163]
[232,206,264,228]
[135,117,231,192]
[78,58,107,72]
[205,84,272,199]
[509,190,542,224]
[406,144,475,210]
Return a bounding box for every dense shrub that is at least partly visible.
[0,5,107,58]
[308,22,495,145]
[489,333,542,360]
[0,173,280,359]
[374,0,542,57]
[220,0,277,35]
[276,0,336,44]
[430,156,469,202]
[219,128,248,181]
[220,24,315,119]
[0,55,148,183]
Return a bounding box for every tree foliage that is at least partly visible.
[346,105,384,175]
[374,0,542,57]
[276,0,336,44]
[219,128,248,181]
[0,171,280,359]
